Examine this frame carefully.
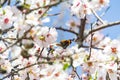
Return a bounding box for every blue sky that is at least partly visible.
[102,0,120,39]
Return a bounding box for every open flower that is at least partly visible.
[34,27,57,47]
[19,0,50,9]
[0,6,15,30]
[103,39,120,59]
[85,31,104,46]
[71,0,109,18]
[66,19,80,33]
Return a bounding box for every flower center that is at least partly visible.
[87,62,93,67]
[0,47,3,52]
[39,35,45,41]
[108,69,113,73]
[111,47,117,54]
[70,21,76,27]
[92,37,97,42]
[4,18,9,24]
[38,10,42,14]
[99,0,104,4]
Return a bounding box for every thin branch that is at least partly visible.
[1,61,53,80]
[27,0,63,14]
[56,27,78,35]
[70,57,81,80]
[30,0,63,11]
[1,0,7,6]
[90,21,120,33]
[7,0,11,5]
[1,53,117,80]
[84,20,120,40]
[47,13,61,16]
[0,26,34,54]
[91,9,105,24]
[82,45,103,50]
[106,72,111,80]
[38,7,50,20]
[87,25,93,60]
[37,47,44,61]
[92,6,110,27]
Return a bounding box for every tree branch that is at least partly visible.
[78,17,86,48]
[91,9,105,24]
[56,27,78,35]
[90,21,120,33]
[28,0,63,14]
[70,57,81,80]
[0,26,33,54]
[1,61,53,80]
[84,20,120,40]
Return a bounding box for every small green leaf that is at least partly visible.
[23,3,30,9]
[63,63,70,70]
[84,55,89,62]
[43,0,46,6]
[94,71,98,80]
[89,75,93,80]
[0,68,7,74]
[110,56,115,60]
[43,13,48,17]
[3,10,6,15]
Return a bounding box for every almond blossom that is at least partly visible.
[0,0,119,80]
[0,6,15,30]
[71,0,109,18]
[103,39,120,59]
[66,18,80,33]
[19,0,50,9]
[39,63,73,80]
[34,27,57,47]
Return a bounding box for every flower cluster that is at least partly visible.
[19,0,50,9]
[0,0,119,80]
[71,0,109,18]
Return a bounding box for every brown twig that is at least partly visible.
[84,20,120,40]
[7,0,10,5]
[1,61,53,80]
[56,27,78,35]
[29,0,63,12]
[81,45,103,50]
[47,13,61,16]
[26,0,64,14]
[38,7,50,20]
[0,26,33,54]
[70,57,81,80]
[37,47,44,61]
[87,25,93,60]
[0,0,7,6]
[90,21,120,33]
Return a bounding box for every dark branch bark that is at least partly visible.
[56,27,78,35]
[84,20,120,40]
[78,17,86,48]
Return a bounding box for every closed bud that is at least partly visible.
[23,43,34,49]
[21,50,30,59]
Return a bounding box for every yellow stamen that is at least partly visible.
[70,21,76,27]
[39,35,45,41]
